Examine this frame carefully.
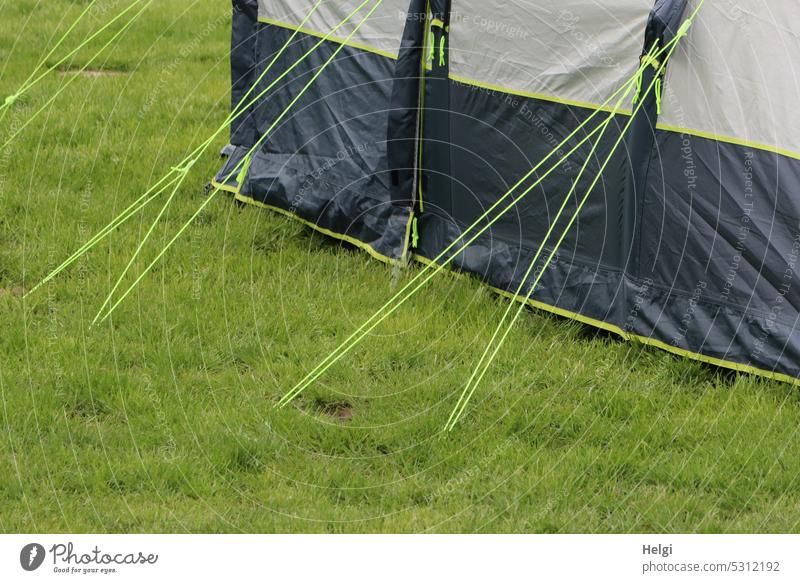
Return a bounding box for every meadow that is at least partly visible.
[2,0,800,533]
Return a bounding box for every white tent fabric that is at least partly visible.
[258,0,408,59]
[449,0,652,108]
[660,0,800,157]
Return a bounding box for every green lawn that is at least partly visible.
[2,1,800,533]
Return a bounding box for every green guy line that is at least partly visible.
[446,76,639,431]
[446,3,704,429]
[0,0,99,122]
[276,105,635,406]
[276,36,687,408]
[23,170,183,298]
[2,0,153,151]
[1,0,145,127]
[93,0,383,325]
[445,40,660,430]
[27,0,329,298]
[89,0,363,324]
[89,156,201,325]
[89,0,328,324]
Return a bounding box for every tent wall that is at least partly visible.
[216,0,414,263]
[630,133,800,380]
[414,0,800,383]
[221,0,800,384]
[415,0,654,332]
[628,0,800,381]
[415,84,633,324]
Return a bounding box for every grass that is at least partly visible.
[2,0,800,534]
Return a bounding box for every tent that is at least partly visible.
[215,0,800,385]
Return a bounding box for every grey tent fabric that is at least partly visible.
[216,0,414,263]
[219,0,800,384]
[230,0,259,148]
